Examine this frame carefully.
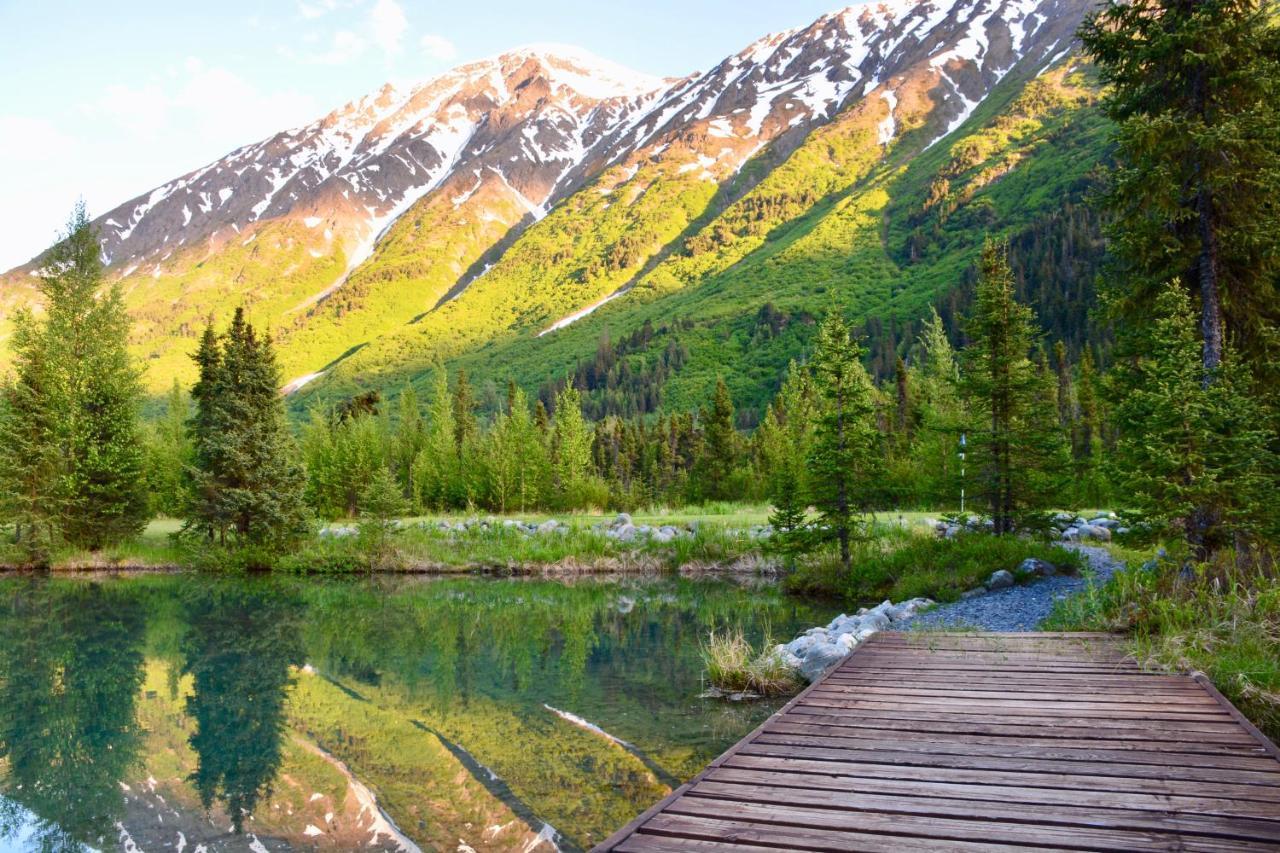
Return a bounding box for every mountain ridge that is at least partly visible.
[0,0,1102,415]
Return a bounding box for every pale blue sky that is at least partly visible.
[0,0,853,269]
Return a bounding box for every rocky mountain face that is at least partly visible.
[1,0,1098,401]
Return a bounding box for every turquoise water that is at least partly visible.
[0,573,839,852]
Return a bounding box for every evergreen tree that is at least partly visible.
[358,466,409,567]
[762,362,817,559]
[411,368,459,510]
[697,377,740,500]
[0,204,147,554]
[1081,0,1280,376]
[1110,283,1276,552]
[145,381,193,518]
[893,355,911,442]
[552,386,594,509]
[909,309,965,507]
[1053,341,1075,432]
[451,369,477,454]
[184,309,309,555]
[808,312,881,569]
[485,386,547,512]
[961,238,1067,533]
[391,385,425,504]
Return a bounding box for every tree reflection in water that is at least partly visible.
[181,580,304,833]
[0,580,145,852]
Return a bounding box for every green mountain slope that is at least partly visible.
[292,56,1108,423]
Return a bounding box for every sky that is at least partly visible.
[0,0,852,270]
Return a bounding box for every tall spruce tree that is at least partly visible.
[390,385,425,504]
[552,386,594,509]
[1111,283,1276,552]
[808,312,881,570]
[185,309,309,554]
[762,362,817,559]
[697,377,740,500]
[0,204,147,554]
[961,238,1067,534]
[145,381,193,518]
[411,368,460,510]
[1081,0,1280,376]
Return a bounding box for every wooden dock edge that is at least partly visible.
[590,631,891,852]
[1192,671,1280,761]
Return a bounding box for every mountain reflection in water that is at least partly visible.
[0,573,838,851]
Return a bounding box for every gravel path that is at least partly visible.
[901,544,1124,632]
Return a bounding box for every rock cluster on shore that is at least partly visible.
[777,597,934,682]
[923,511,1127,543]
[1050,512,1127,542]
[319,512,777,545]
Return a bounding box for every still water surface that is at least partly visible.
[0,573,838,852]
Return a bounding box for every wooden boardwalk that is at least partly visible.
[596,631,1280,852]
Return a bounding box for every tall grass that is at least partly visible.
[701,626,804,696]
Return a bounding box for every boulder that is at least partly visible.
[959,587,987,600]
[1090,517,1120,530]
[613,523,638,542]
[828,615,862,635]
[319,525,357,538]
[799,642,847,681]
[1019,558,1057,577]
[536,519,559,535]
[885,598,933,621]
[785,635,819,658]
[833,633,857,652]
[859,611,891,632]
[613,513,632,528]
[1061,527,1080,542]
[986,569,1015,590]
[1078,524,1112,542]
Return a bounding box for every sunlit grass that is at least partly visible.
[701,626,803,697]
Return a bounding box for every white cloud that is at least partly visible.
[297,0,343,19]
[310,29,368,65]
[369,0,408,57]
[419,33,457,62]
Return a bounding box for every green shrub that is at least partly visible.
[784,528,1083,605]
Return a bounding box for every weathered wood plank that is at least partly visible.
[684,784,1280,849]
[703,766,1280,821]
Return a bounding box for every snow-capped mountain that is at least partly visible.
[19,0,1083,280]
[1,0,1095,399]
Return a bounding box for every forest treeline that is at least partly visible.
[1,0,1277,571]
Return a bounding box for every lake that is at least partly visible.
[0,573,839,852]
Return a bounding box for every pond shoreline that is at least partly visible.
[0,554,784,578]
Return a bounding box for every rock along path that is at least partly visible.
[901,544,1124,632]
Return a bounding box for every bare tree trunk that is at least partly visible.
[1197,187,1225,380]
